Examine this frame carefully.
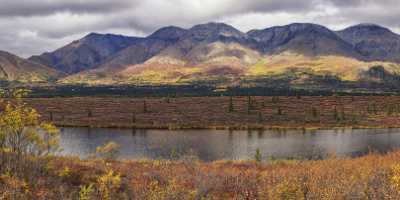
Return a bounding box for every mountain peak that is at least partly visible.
[250,23,328,32]
[337,23,400,62]
[191,22,232,28]
[341,23,393,33]
[284,23,333,34]
[148,26,187,41]
[29,32,140,74]
[247,22,354,56]
[81,32,137,43]
[0,50,14,57]
[357,23,382,26]
[187,22,245,41]
[84,32,103,38]
[287,22,325,28]
[353,23,386,28]
[190,22,242,32]
[248,23,336,41]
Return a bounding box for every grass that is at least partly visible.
[247,53,400,81]
[3,151,400,199]
[126,66,205,84]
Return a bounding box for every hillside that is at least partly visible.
[337,23,400,62]
[248,23,360,58]
[29,33,140,74]
[0,50,62,83]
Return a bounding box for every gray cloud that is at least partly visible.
[239,0,321,13]
[0,0,132,17]
[0,0,399,57]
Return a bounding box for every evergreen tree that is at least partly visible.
[87,109,92,118]
[49,111,53,121]
[228,96,234,113]
[258,112,263,123]
[131,113,136,123]
[143,101,147,113]
[277,107,283,116]
[254,149,262,163]
[247,96,252,114]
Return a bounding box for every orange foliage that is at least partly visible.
[1,151,400,199]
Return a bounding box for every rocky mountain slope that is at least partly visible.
[337,23,400,63]
[29,33,139,74]
[0,50,62,83]
[248,23,361,58]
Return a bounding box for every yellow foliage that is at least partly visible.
[96,141,120,160]
[273,180,305,200]
[0,89,60,156]
[147,178,196,200]
[79,184,95,200]
[97,170,121,200]
[247,53,400,81]
[58,167,71,178]
[391,164,400,190]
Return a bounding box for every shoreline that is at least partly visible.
[54,122,400,131]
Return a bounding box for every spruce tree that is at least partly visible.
[228,96,234,113]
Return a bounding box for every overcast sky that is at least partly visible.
[1,0,400,58]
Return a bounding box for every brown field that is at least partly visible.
[3,151,400,199]
[18,96,400,129]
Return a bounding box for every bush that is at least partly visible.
[96,141,120,161]
[0,89,60,157]
[254,149,262,163]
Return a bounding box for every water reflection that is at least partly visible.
[58,128,400,161]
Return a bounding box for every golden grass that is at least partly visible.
[247,52,400,81]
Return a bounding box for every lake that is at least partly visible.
[58,127,400,161]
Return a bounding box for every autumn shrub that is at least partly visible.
[79,184,95,200]
[97,170,122,200]
[95,141,120,161]
[273,179,305,200]
[0,89,60,158]
[0,89,63,199]
[2,151,400,199]
[144,178,195,200]
[254,148,262,163]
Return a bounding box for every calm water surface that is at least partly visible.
[58,128,400,161]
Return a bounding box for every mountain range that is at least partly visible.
[2,22,400,90]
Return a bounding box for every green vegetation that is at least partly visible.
[143,100,148,113]
[247,96,252,114]
[254,148,262,162]
[0,89,60,156]
[95,141,120,161]
[228,96,234,112]
[19,84,400,98]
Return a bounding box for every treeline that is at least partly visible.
[16,85,400,98]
